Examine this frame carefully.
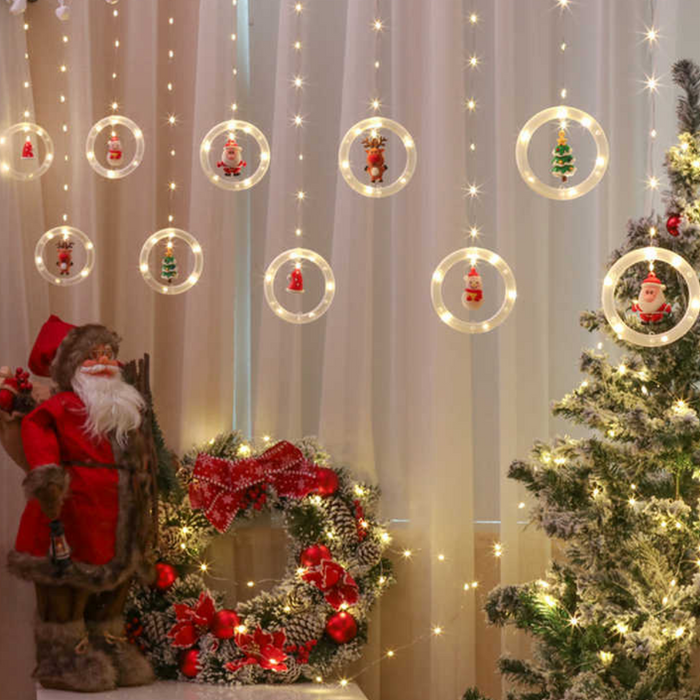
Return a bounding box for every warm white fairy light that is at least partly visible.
[466,98,476,111]
[644,74,659,92]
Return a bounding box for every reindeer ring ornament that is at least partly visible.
[338,117,417,198]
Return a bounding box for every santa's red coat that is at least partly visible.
[14,392,120,565]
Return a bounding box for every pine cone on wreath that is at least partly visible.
[356,539,382,568]
[284,612,326,646]
[143,611,172,646]
[285,585,316,614]
[322,497,359,544]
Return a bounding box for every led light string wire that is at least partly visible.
[58,23,70,223]
[166,10,177,225]
[465,5,479,242]
[293,1,305,239]
[21,17,33,123]
[557,0,569,102]
[644,0,660,243]
[109,1,121,114]
[371,0,382,113]
[232,0,239,116]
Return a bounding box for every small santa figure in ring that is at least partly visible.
[107,134,123,167]
[462,266,483,310]
[217,138,247,177]
[631,270,672,323]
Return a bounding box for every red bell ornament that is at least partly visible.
[325,611,358,644]
[667,214,681,237]
[153,562,178,592]
[300,543,332,569]
[314,468,339,497]
[211,609,240,640]
[179,648,200,678]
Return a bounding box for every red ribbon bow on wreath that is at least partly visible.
[302,550,360,610]
[189,441,319,533]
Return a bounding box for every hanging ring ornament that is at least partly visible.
[601,246,700,347]
[85,115,145,179]
[34,226,95,286]
[199,119,271,191]
[338,117,417,198]
[515,105,609,201]
[431,247,517,334]
[139,228,204,295]
[0,122,54,181]
[264,248,335,324]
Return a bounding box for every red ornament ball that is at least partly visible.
[210,609,240,639]
[667,215,681,237]
[314,468,339,497]
[300,544,332,569]
[153,562,178,592]
[0,388,14,413]
[325,611,358,644]
[179,649,200,678]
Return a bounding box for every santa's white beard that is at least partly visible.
[222,153,241,167]
[72,367,144,448]
[637,293,665,314]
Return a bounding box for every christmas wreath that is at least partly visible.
[126,431,393,685]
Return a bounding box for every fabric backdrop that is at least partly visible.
[0,1,697,699]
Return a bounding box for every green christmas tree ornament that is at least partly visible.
[551,129,576,182]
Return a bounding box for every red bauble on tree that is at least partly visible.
[300,543,332,569]
[153,562,178,592]
[314,468,339,497]
[179,649,200,678]
[667,214,682,237]
[210,609,240,640]
[325,611,358,644]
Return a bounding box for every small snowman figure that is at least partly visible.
[461,266,483,309]
[107,134,123,167]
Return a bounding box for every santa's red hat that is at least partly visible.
[109,135,120,142]
[28,315,75,377]
[225,139,240,148]
[468,267,480,277]
[641,271,665,288]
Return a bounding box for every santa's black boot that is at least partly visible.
[34,619,117,692]
[89,617,155,687]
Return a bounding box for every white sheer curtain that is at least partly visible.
[1,1,699,699]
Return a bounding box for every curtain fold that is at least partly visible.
[1,1,699,699]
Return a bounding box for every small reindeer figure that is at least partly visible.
[56,239,74,276]
[362,133,388,184]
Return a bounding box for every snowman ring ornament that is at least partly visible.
[431,247,517,334]
[199,119,270,192]
[264,248,335,325]
[602,246,700,347]
[0,122,54,181]
[85,115,145,179]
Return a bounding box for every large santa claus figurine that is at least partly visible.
[217,138,247,177]
[3,315,157,692]
[630,271,672,323]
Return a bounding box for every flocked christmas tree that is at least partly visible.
[161,239,178,284]
[466,60,700,700]
[551,129,576,182]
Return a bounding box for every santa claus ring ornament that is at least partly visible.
[602,246,700,347]
[516,106,609,201]
[339,117,417,198]
[264,248,335,324]
[199,120,270,192]
[0,122,54,181]
[34,227,96,286]
[85,115,145,179]
[431,247,517,334]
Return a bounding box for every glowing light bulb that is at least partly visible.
[294,115,303,126]
[469,55,479,68]
[645,74,659,93]
[466,98,476,111]
[469,13,478,23]
[432,626,443,636]
[645,26,659,43]
[373,18,383,31]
